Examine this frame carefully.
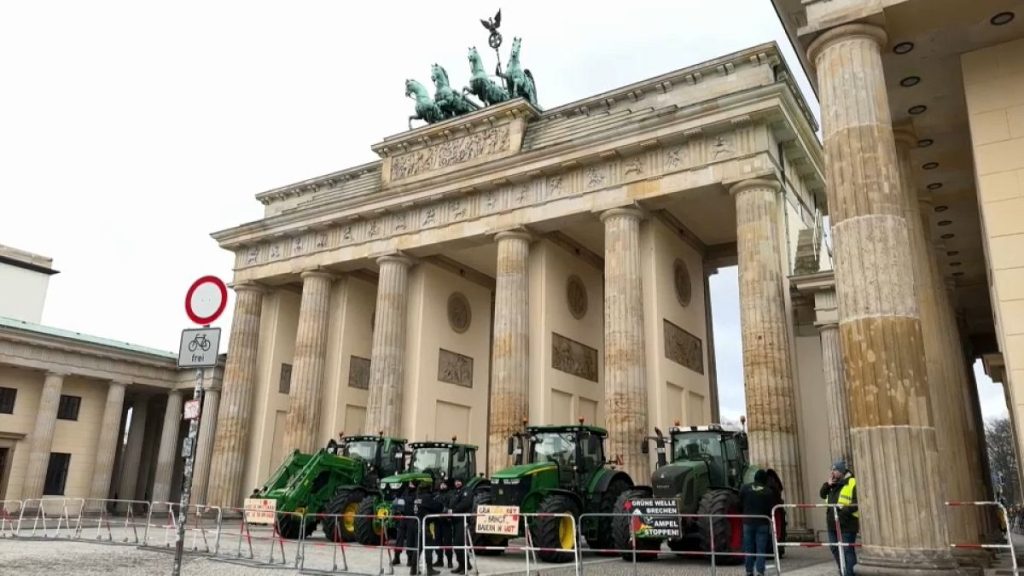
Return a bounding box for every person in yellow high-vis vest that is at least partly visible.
[819,460,858,576]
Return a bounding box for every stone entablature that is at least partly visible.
[216,45,823,281]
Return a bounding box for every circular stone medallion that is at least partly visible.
[567,275,588,319]
[673,259,692,307]
[447,292,472,333]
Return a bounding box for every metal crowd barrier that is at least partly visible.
[577,511,778,576]
[945,500,1019,574]
[296,511,421,576]
[19,497,85,539]
[142,501,220,553]
[421,511,580,576]
[74,498,150,545]
[0,499,23,539]
[209,506,307,568]
[772,503,859,575]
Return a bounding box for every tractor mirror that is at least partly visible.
[641,441,649,455]
[507,437,515,455]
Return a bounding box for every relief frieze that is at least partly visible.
[390,125,510,181]
[552,332,599,383]
[438,348,474,387]
[663,319,704,374]
[348,355,371,389]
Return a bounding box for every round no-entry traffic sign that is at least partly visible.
[185,276,228,325]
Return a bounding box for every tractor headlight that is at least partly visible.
[504,479,520,485]
[389,482,401,489]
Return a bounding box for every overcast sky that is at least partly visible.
[0,0,1008,422]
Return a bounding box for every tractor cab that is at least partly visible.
[657,425,748,489]
[508,424,608,491]
[326,434,407,484]
[379,439,480,494]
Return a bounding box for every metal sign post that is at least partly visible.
[172,275,228,576]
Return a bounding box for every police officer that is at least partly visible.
[392,482,416,566]
[448,479,475,575]
[432,482,454,569]
[406,483,442,576]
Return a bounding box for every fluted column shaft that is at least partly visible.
[117,399,149,504]
[819,324,852,465]
[88,381,127,505]
[191,387,220,504]
[283,271,334,453]
[488,231,531,474]
[22,371,65,500]
[808,24,955,573]
[365,255,412,436]
[151,390,184,505]
[731,178,805,530]
[601,208,649,483]
[208,283,265,507]
[896,131,988,557]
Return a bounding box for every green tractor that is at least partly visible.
[319,434,408,542]
[362,439,492,546]
[611,424,755,561]
[490,423,633,563]
[247,434,406,541]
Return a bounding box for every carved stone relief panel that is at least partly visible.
[673,259,692,307]
[551,332,599,382]
[663,319,704,374]
[438,348,473,387]
[566,275,588,320]
[348,355,371,389]
[447,292,472,333]
[390,125,510,181]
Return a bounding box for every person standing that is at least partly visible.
[392,482,416,566]
[764,468,786,557]
[739,469,780,576]
[432,482,454,569]
[407,483,442,576]
[448,478,475,575]
[820,460,858,576]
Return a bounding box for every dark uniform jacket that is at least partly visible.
[739,481,781,526]
[819,475,859,534]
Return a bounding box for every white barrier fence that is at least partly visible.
[945,500,1018,575]
[772,503,860,576]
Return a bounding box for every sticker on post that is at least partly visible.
[475,505,520,535]
[626,498,681,538]
[244,498,277,525]
[183,399,201,420]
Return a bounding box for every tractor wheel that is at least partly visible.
[532,494,580,563]
[321,489,365,542]
[354,495,387,546]
[696,489,742,565]
[276,513,315,540]
[611,489,660,562]
[587,477,631,556]
[469,488,507,556]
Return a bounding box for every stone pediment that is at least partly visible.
[371,99,539,187]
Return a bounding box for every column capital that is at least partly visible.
[45,370,69,379]
[168,388,184,398]
[816,322,839,333]
[729,177,780,197]
[109,379,130,388]
[376,253,413,268]
[230,281,266,295]
[807,23,888,65]
[300,269,336,282]
[494,228,533,243]
[599,205,645,223]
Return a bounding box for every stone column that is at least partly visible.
[22,371,65,501]
[808,24,956,574]
[283,270,334,453]
[601,207,649,483]
[819,323,852,465]
[896,128,988,560]
[191,385,220,504]
[208,283,265,508]
[151,390,184,505]
[730,178,806,529]
[88,380,127,506]
[488,230,531,474]
[117,398,149,506]
[365,255,412,436]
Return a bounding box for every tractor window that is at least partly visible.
[673,432,723,462]
[343,441,378,462]
[410,447,451,475]
[531,433,576,469]
[451,447,471,480]
[580,433,604,470]
[381,442,404,476]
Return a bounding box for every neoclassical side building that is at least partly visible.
[208,42,851,536]
[0,245,225,506]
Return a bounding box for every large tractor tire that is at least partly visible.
[354,495,387,546]
[277,513,316,540]
[469,488,507,556]
[611,489,661,562]
[532,494,580,563]
[586,477,631,556]
[696,489,743,565]
[321,488,365,542]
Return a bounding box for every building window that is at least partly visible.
[0,387,16,414]
[43,452,71,495]
[279,364,292,394]
[56,395,81,421]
